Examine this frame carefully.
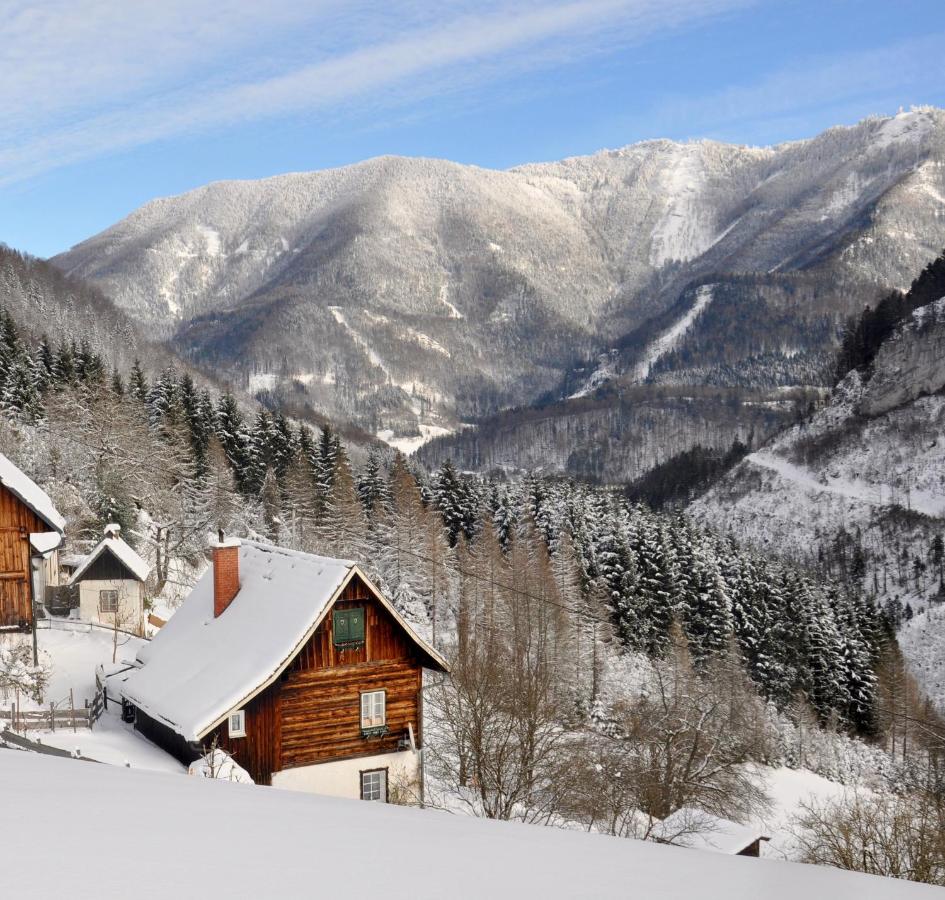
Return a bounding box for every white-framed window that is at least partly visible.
[360,768,387,802]
[228,709,246,738]
[360,690,386,729]
[99,590,119,613]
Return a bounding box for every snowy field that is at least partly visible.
[0,620,146,712]
[754,766,846,858]
[0,751,938,900]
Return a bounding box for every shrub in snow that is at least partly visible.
[188,748,254,784]
[0,640,48,704]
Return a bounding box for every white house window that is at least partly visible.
[360,690,386,729]
[99,590,119,613]
[360,768,387,802]
[228,709,246,738]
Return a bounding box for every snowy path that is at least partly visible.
[747,451,945,517]
[328,306,390,375]
[632,283,714,381]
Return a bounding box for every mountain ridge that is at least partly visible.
[53,108,945,467]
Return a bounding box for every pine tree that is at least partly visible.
[259,466,282,542]
[358,448,391,519]
[433,459,477,546]
[215,394,249,485]
[128,359,148,404]
[314,424,340,496]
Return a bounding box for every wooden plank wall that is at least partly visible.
[209,685,282,785]
[0,484,49,627]
[281,659,421,769]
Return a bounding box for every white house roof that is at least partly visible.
[68,532,151,584]
[654,808,769,855]
[121,540,448,742]
[0,453,65,533]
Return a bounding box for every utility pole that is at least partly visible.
[25,533,39,668]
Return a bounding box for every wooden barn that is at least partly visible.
[121,538,448,802]
[0,453,65,629]
[69,523,150,634]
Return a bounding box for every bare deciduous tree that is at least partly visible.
[792,790,945,886]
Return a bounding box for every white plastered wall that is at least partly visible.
[271,749,421,802]
[78,578,144,635]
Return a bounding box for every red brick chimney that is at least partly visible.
[212,532,242,617]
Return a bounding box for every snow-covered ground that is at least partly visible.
[0,620,146,713]
[898,603,945,712]
[34,706,185,773]
[0,751,937,900]
[631,284,715,382]
[745,449,945,518]
[377,423,454,455]
[0,621,181,771]
[755,766,847,859]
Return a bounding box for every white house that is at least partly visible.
[69,524,150,634]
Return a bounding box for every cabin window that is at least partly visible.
[360,768,387,802]
[361,690,386,731]
[333,607,365,647]
[228,709,246,738]
[99,590,119,613]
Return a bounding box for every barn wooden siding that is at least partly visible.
[204,574,424,785]
[80,549,138,582]
[0,484,50,628]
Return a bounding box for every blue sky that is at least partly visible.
[2,0,944,259]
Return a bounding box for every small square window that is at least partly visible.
[333,607,365,647]
[228,709,246,738]
[99,590,119,613]
[361,690,386,729]
[361,769,387,802]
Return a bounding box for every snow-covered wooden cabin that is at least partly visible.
[121,538,449,801]
[69,524,150,635]
[0,453,65,629]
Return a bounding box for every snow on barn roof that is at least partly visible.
[0,751,938,900]
[68,527,150,584]
[0,453,65,533]
[122,540,447,742]
[654,808,769,855]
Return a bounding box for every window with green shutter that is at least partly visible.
[333,607,365,647]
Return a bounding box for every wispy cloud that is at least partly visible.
[640,33,945,144]
[0,0,751,184]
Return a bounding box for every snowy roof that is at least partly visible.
[29,531,63,556]
[0,751,937,900]
[654,808,769,855]
[69,532,151,584]
[122,540,448,741]
[0,453,65,533]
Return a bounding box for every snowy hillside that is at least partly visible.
[1,751,939,900]
[690,282,945,709]
[54,109,945,451]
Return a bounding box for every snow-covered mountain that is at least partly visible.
[54,108,945,449]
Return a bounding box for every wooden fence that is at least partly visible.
[0,691,92,733]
